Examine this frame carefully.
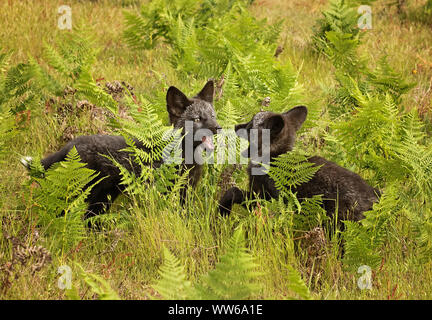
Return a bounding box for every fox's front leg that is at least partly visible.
[218,187,250,216]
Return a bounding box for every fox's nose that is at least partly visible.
[210,122,222,134]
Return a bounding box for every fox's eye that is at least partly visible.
[194,118,200,122]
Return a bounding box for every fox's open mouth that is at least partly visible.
[202,136,215,151]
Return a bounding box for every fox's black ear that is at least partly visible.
[263,114,285,137]
[284,106,307,132]
[196,79,214,103]
[166,86,193,125]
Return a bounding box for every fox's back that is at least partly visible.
[41,135,153,178]
[295,156,379,221]
[250,155,379,221]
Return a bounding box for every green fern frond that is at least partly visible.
[116,95,172,163]
[194,228,262,300]
[366,56,416,102]
[286,264,312,300]
[106,96,182,201]
[153,247,193,300]
[42,25,97,81]
[268,151,322,195]
[0,108,15,162]
[217,100,241,129]
[154,163,190,200]
[33,147,104,251]
[27,55,63,96]
[152,229,262,300]
[3,63,34,101]
[342,220,383,271]
[42,41,72,78]
[329,90,401,181]
[343,185,399,271]
[312,0,361,53]
[123,10,161,50]
[76,263,121,300]
[75,68,117,114]
[0,49,12,74]
[392,134,432,200]
[104,149,152,197]
[323,31,362,74]
[267,62,305,113]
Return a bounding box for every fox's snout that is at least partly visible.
[209,123,222,134]
[201,118,221,134]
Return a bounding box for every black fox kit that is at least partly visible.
[22,80,221,219]
[219,106,379,222]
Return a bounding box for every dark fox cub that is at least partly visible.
[219,106,380,223]
[22,80,221,220]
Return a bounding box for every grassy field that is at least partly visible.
[1,0,432,300]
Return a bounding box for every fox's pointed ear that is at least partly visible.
[284,106,307,132]
[234,121,250,132]
[166,86,193,125]
[196,79,214,103]
[263,114,285,137]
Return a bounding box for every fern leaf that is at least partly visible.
[75,68,117,114]
[268,151,322,195]
[33,147,104,251]
[76,263,121,300]
[194,228,262,300]
[286,265,312,300]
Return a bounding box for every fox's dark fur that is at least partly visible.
[24,80,220,220]
[219,106,380,223]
